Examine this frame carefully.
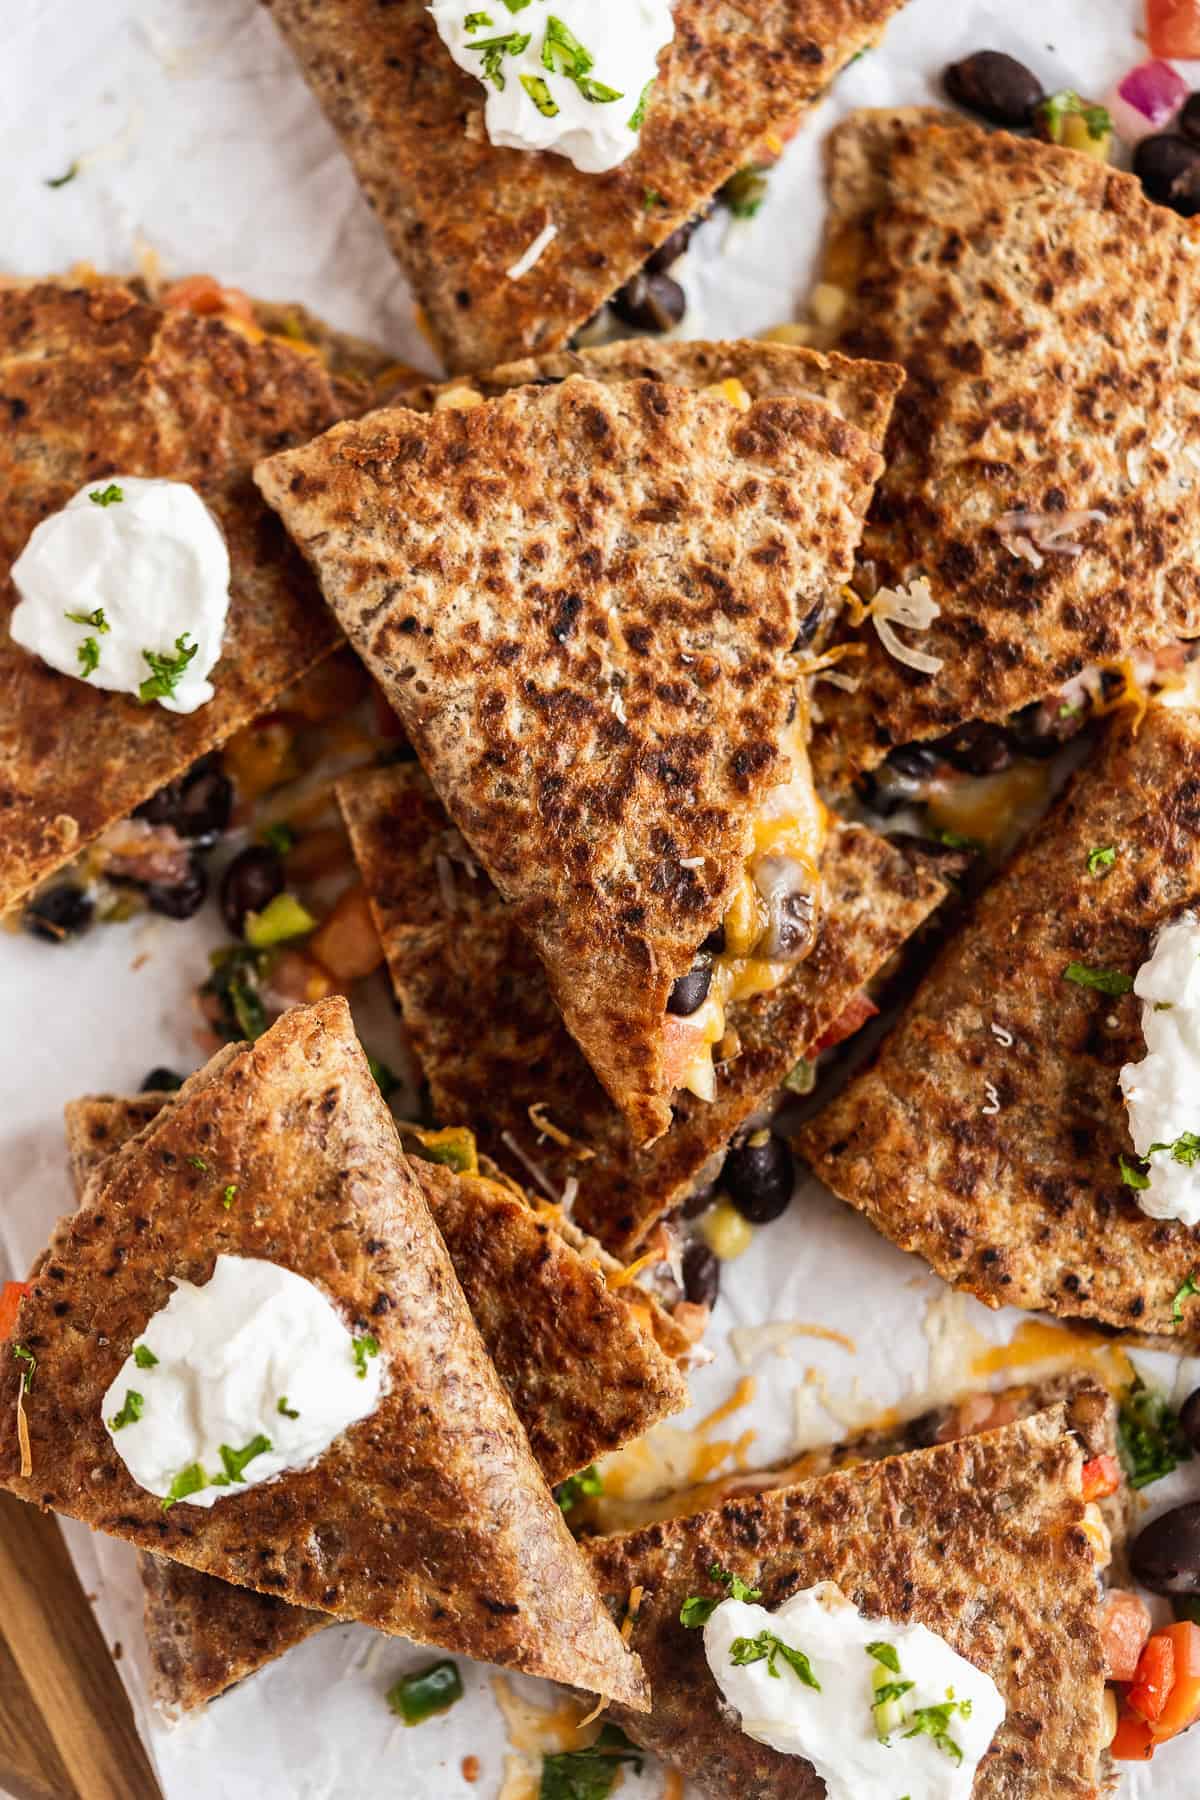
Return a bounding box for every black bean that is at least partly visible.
[668,957,713,1017]
[132,779,185,827]
[140,1067,185,1093]
[145,860,208,921]
[219,846,284,936]
[1134,134,1200,216]
[886,743,941,781]
[928,720,1013,776]
[644,219,699,274]
[680,1183,718,1220]
[681,1240,720,1308]
[723,1128,795,1224]
[701,923,726,955]
[23,884,94,943]
[1181,1387,1200,1452]
[1182,93,1200,146]
[178,765,234,843]
[609,271,686,333]
[791,600,824,653]
[1131,1502,1200,1595]
[943,51,1044,128]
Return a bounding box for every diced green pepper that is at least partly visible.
[244,892,317,949]
[386,1659,463,1724]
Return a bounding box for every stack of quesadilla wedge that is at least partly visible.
[254,342,902,1145]
[0,275,395,917]
[0,998,647,1709]
[800,702,1200,1340]
[261,0,910,373]
[804,110,1200,789]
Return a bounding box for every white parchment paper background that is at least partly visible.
[3,0,1200,1793]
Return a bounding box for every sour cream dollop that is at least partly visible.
[101,1255,385,1508]
[429,0,674,174]
[703,1583,1005,1800]
[10,476,231,713]
[1120,911,1200,1226]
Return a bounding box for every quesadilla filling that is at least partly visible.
[692,1579,1004,1798]
[10,476,231,714]
[102,1254,385,1509]
[1119,910,1200,1226]
[665,713,826,1103]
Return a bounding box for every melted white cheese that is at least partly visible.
[429,0,674,174]
[1120,911,1200,1226]
[703,1583,1005,1800]
[101,1255,385,1507]
[10,476,231,713]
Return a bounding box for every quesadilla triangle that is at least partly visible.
[585,1407,1110,1799]
[0,999,647,1708]
[805,108,1200,790]
[337,760,946,1256]
[63,1087,686,1714]
[255,366,898,1145]
[261,0,910,374]
[800,702,1200,1340]
[0,274,390,915]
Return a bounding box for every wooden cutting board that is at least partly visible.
[0,1491,161,1800]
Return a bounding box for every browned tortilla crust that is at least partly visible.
[800,704,1200,1339]
[255,374,888,1143]
[586,1409,1107,1798]
[809,110,1200,784]
[1,998,646,1709]
[337,760,945,1254]
[0,278,382,912]
[261,0,910,374]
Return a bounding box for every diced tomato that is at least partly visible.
[1082,1453,1122,1502]
[0,1282,26,1341]
[309,883,384,983]
[1111,1711,1157,1761]
[813,991,879,1053]
[1129,1634,1176,1723]
[1147,0,1200,58]
[1100,1590,1153,1682]
[161,274,257,327]
[1149,1622,1200,1742]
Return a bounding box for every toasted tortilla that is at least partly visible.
[262,0,910,374]
[255,371,892,1143]
[585,1407,1107,1798]
[0,277,386,913]
[808,109,1200,785]
[1,998,646,1709]
[337,760,946,1255]
[800,703,1200,1339]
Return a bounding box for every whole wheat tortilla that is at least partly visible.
[808,110,1200,785]
[0,276,383,912]
[255,372,891,1144]
[261,0,911,374]
[585,1407,1107,1799]
[0,998,646,1708]
[800,703,1200,1340]
[337,761,945,1254]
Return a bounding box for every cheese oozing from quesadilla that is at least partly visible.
[10,476,231,713]
[429,0,674,174]
[101,1255,385,1508]
[1120,911,1200,1226]
[703,1581,1005,1799]
[666,711,827,1102]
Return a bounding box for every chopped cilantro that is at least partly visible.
[539,1724,643,1800]
[1063,962,1133,996]
[783,1057,816,1096]
[554,1464,603,1513]
[218,1434,272,1483]
[45,161,79,189]
[501,0,531,9]
[352,1333,380,1379]
[1038,90,1112,143]
[133,1344,159,1369]
[1149,1131,1200,1168]
[222,1184,237,1210]
[628,79,653,131]
[138,633,198,704]
[680,1561,763,1627]
[934,828,983,853]
[187,1154,208,1171]
[541,15,593,78]
[277,1396,300,1419]
[203,945,270,1044]
[866,1639,901,1674]
[367,1054,399,1099]
[464,9,493,26]
[642,188,663,210]
[574,75,623,104]
[162,1462,207,1510]
[729,1629,821,1691]
[12,1345,35,1392]
[108,1390,144,1431]
[77,636,101,678]
[1118,1378,1193,1489]
[1059,701,1081,719]
[902,1693,972,1765]
[520,73,559,116]
[65,607,110,633]
[470,30,530,90]
[1119,1153,1150,1190]
[1173,1271,1200,1323]
[386,1658,464,1725]
[721,164,770,219]
[88,483,123,506]
[260,821,295,856]
[1087,845,1117,876]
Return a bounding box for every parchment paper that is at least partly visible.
[4,0,1199,1794]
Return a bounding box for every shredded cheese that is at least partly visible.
[982,1082,1001,1116]
[16,1382,31,1479]
[528,1101,595,1160]
[434,385,484,412]
[990,1023,1014,1048]
[729,1319,857,1367]
[434,852,457,917]
[499,1130,560,1202]
[995,509,1106,559]
[560,1175,579,1213]
[606,1243,664,1290]
[506,221,558,281]
[870,578,944,674]
[621,1585,644,1644]
[1092,658,1150,734]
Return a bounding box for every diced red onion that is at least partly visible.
[1114,59,1188,143]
